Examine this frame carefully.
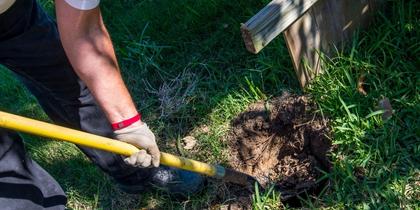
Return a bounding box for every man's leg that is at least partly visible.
[0,1,65,208]
[0,0,151,188]
[0,129,66,210]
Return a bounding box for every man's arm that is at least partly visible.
[55,0,160,167]
[55,1,136,123]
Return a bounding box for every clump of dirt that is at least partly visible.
[228,92,331,202]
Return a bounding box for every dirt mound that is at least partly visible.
[228,92,331,202]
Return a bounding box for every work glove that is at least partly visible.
[114,123,160,168]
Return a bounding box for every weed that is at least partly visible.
[252,184,283,210]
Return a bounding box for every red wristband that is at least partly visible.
[111,113,141,130]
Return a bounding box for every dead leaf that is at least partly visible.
[357,74,367,95]
[182,136,197,150]
[378,97,393,120]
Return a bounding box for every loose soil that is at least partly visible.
[226,92,331,207]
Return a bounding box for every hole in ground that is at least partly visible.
[225,92,332,208]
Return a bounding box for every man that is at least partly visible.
[0,0,204,209]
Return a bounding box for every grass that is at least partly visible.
[0,0,418,209]
[305,1,420,208]
[253,184,283,210]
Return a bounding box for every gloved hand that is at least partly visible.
[113,122,160,168]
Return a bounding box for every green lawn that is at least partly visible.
[0,0,418,209]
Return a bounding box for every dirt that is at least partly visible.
[226,92,331,207]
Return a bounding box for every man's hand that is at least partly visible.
[114,122,160,168]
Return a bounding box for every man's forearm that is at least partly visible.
[56,2,138,124]
[60,24,138,123]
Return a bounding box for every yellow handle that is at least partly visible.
[0,111,221,177]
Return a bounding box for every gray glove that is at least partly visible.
[114,123,160,168]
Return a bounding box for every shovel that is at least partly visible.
[0,111,259,188]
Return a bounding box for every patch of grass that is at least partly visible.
[0,0,418,209]
[252,184,282,210]
[306,0,419,208]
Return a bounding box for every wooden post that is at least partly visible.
[241,0,382,88]
[241,0,320,54]
[284,0,381,87]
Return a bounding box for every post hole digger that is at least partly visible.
[0,111,260,190]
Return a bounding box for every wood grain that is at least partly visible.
[241,0,320,54]
[283,0,382,87]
